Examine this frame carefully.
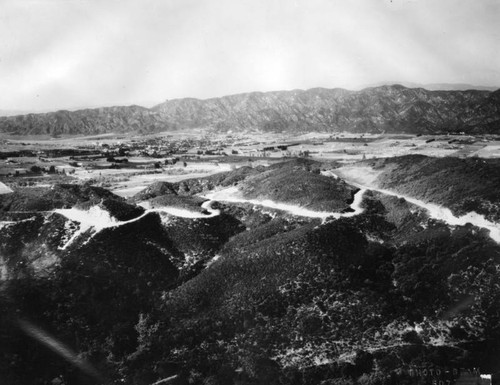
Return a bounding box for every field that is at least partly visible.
[2,131,499,198]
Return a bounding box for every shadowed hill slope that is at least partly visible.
[0,184,144,221]
[236,159,357,211]
[1,159,500,384]
[362,155,500,222]
[133,159,357,212]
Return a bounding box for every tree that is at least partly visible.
[401,330,423,345]
[353,350,374,375]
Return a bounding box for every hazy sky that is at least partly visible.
[0,0,499,112]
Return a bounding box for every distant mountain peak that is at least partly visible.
[1,85,499,135]
[360,81,499,92]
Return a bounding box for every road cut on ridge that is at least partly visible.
[324,169,500,243]
[53,185,369,249]
[54,202,222,249]
[201,186,366,220]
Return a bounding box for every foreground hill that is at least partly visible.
[1,85,500,135]
[133,159,357,212]
[1,158,500,384]
[336,155,500,222]
[235,160,357,211]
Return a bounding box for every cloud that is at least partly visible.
[0,0,498,111]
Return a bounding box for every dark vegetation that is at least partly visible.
[0,148,101,159]
[1,214,181,384]
[77,198,145,222]
[0,184,116,215]
[133,159,356,212]
[159,213,245,271]
[1,159,500,384]
[236,159,356,211]
[131,166,261,202]
[120,206,500,385]
[149,195,206,213]
[368,155,500,221]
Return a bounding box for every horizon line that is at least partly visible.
[1,82,499,117]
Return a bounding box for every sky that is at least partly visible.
[0,0,499,112]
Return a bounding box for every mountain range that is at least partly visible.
[1,85,500,136]
[358,82,499,92]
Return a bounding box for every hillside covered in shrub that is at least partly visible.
[0,159,499,384]
[366,155,500,222]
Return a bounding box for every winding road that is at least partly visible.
[54,202,221,249]
[6,168,499,249]
[202,186,366,219]
[323,170,500,243]
[52,186,367,249]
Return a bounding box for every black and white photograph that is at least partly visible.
[0,0,500,384]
